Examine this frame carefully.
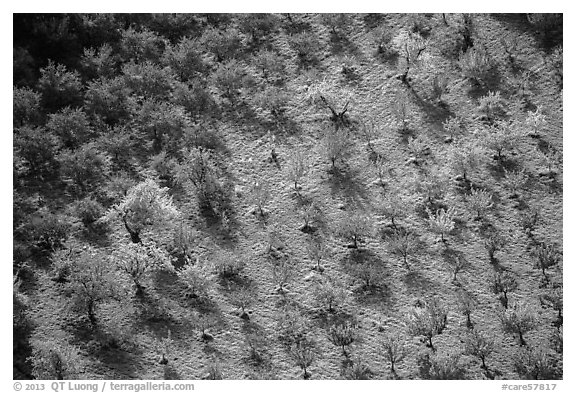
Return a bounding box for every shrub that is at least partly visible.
[307,238,328,272]
[286,149,309,193]
[372,24,395,56]
[26,208,71,253]
[483,230,507,263]
[58,144,111,194]
[177,258,212,300]
[385,228,419,270]
[237,13,279,46]
[80,43,118,80]
[37,61,83,113]
[213,252,245,279]
[169,221,197,263]
[532,243,561,285]
[491,271,518,309]
[299,201,322,232]
[513,347,560,380]
[398,32,427,85]
[540,286,563,329]
[113,242,173,295]
[382,334,407,374]
[162,37,206,82]
[426,206,456,243]
[153,329,173,365]
[307,80,355,126]
[135,100,191,154]
[465,188,493,220]
[276,306,311,346]
[13,126,61,177]
[477,91,507,123]
[119,27,167,63]
[442,116,466,142]
[328,321,357,356]
[46,107,93,148]
[288,31,322,66]
[500,301,537,346]
[349,260,386,290]
[322,128,353,170]
[343,359,373,380]
[520,207,540,238]
[320,13,352,37]
[29,341,81,380]
[456,290,477,329]
[406,297,448,351]
[105,178,180,244]
[245,332,267,364]
[335,210,373,249]
[200,26,243,63]
[414,172,449,209]
[211,59,252,101]
[253,49,286,82]
[503,168,528,198]
[313,276,348,312]
[271,258,295,295]
[524,106,547,137]
[289,338,317,379]
[378,193,409,229]
[50,249,74,283]
[171,81,216,121]
[253,85,291,120]
[73,197,105,228]
[122,61,175,100]
[228,284,254,319]
[67,247,118,327]
[464,329,494,370]
[458,46,492,85]
[449,141,483,182]
[84,76,133,126]
[417,351,466,379]
[13,86,42,127]
[250,180,271,217]
[407,135,431,162]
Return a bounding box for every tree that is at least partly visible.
[237,13,279,46]
[37,61,83,113]
[320,13,352,37]
[442,115,466,142]
[449,141,483,182]
[253,49,286,83]
[465,188,493,220]
[105,179,180,244]
[385,228,420,270]
[427,206,456,243]
[491,271,518,309]
[286,149,309,193]
[328,321,357,357]
[228,284,254,320]
[175,147,222,211]
[29,341,81,380]
[299,201,322,232]
[378,193,409,229]
[503,168,528,198]
[335,210,373,249]
[513,347,560,380]
[398,32,427,85]
[445,253,469,283]
[161,37,206,82]
[417,351,466,379]
[322,127,353,170]
[312,276,348,313]
[456,290,477,329]
[211,59,252,101]
[520,206,540,238]
[431,73,449,104]
[500,301,537,346]
[135,100,191,154]
[13,86,42,127]
[540,286,563,329]
[118,27,167,63]
[533,243,561,285]
[253,85,291,120]
[271,258,295,295]
[250,180,271,217]
[58,143,111,195]
[80,43,118,80]
[213,251,246,279]
[84,76,133,126]
[67,247,118,327]
[483,230,507,263]
[480,121,521,161]
[524,106,547,138]
[477,91,507,123]
[122,61,175,100]
[200,26,243,63]
[458,46,492,86]
[382,334,407,375]
[348,260,387,290]
[464,329,494,370]
[307,237,328,272]
[13,126,61,178]
[391,90,412,132]
[113,242,173,296]
[406,298,448,351]
[289,338,317,379]
[288,31,322,67]
[307,80,355,126]
[177,258,212,300]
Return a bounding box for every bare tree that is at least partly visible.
[464,329,494,370]
[406,298,448,351]
[491,271,518,309]
[500,301,537,346]
[382,334,407,375]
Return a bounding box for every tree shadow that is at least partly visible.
[325,166,370,207]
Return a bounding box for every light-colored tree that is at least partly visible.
[465,188,493,220]
[104,179,179,243]
[382,334,407,375]
[406,298,448,351]
[322,127,353,170]
[464,329,494,370]
[500,301,537,346]
[427,206,456,242]
[491,271,518,309]
[312,276,348,312]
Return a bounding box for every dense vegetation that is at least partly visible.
[13,13,562,380]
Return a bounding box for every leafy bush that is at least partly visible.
[417,351,466,379]
[253,85,291,120]
[449,141,483,182]
[58,143,111,194]
[135,100,191,154]
[271,258,295,294]
[540,286,563,329]
[484,230,507,263]
[211,59,253,100]
[491,271,518,309]
[122,61,175,99]
[118,27,167,63]
[237,13,279,46]
[465,188,493,220]
[13,86,42,127]
[37,61,83,113]
[313,276,348,312]
[47,107,93,148]
[503,168,528,197]
[320,13,352,37]
[343,359,373,380]
[532,243,561,284]
[213,252,245,279]
[500,301,537,346]
[328,321,357,356]
[162,37,206,82]
[456,290,477,328]
[431,73,449,103]
[464,329,494,369]
[288,31,322,67]
[177,258,212,300]
[80,43,118,80]
[84,76,133,126]
[25,208,72,253]
[427,206,456,243]
[73,197,105,228]
[253,49,286,82]
[382,334,407,374]
[513,347,560,380]
[458,46,492,85]
[200,26,243,62]
[335,210,373,249]
[29,341,81,379]
[105,178,179,243]
[14,126,61,177]
[406,297,448,350]
[250,180,271,217]
[477,91,507,123]
[372,24,395,56]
